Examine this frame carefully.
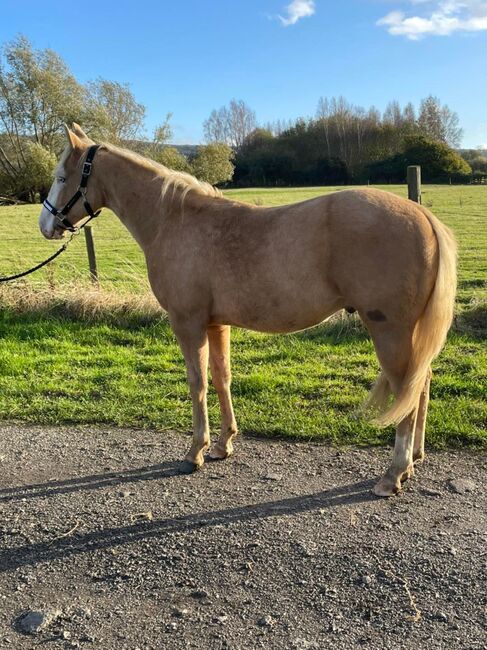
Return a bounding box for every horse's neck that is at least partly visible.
[101,150,170,249]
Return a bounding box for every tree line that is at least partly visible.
[205,96,483,186]
[1,36,486,203]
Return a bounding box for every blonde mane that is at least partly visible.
[104,143,223,208]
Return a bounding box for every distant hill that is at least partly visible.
[172,144,200,158]
[459,148,487,157]
[123,140,200,158]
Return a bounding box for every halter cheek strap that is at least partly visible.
[43,144,101,232]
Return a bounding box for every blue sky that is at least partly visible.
[1,0,486,147]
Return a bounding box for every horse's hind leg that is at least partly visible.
[207,325,238,460]
[367,323,418,497]
[413,368,431,464]
[374,409,418,497]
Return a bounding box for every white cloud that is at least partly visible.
[279,0,315,26]
[377,0,487,39]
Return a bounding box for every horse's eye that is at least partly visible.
[57,176,66,184]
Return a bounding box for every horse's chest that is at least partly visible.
[146,261,170,311]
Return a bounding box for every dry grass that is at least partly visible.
[0,282,163,327]
[0,279,366,331]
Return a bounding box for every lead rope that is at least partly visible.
[0,231,77,283]
[0,214,98,283]
[1,144,101,283]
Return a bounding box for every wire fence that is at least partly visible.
[0,205,150,294]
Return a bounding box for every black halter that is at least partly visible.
[43,144,101,232]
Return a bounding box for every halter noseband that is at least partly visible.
[43,144,101,232]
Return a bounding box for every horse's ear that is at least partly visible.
[63,123,84,151]
[71,122,90,142]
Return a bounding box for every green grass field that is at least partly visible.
[0,185,485,449]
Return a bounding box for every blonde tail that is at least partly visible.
[368,208,457,427]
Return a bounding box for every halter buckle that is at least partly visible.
[82,161,93,176]
[56,215,77,232]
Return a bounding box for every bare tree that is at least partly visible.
[325,96,355,167]
[316,97,331,158]
[439,105,463,148]
[418,95,463,147]
[203,108,230,144]
[403,102,416,125]
[263,118,293,136]
[203,99,257,150]
[383,101,403,127]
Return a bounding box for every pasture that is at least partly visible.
[0,185,485,449]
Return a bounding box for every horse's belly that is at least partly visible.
[211,292,343,334]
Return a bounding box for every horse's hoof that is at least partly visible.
[372,477,400,498]
[179,459,200,474]
[208,444,231,461]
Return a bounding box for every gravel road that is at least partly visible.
[0,423,486,649]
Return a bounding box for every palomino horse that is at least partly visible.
[39,124,457,497]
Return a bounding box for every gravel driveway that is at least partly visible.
[0,423,486,649]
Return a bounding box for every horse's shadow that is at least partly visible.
[0,462,377,574]
[0,460,183,503]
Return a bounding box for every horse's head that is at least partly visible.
[39,123,102,239]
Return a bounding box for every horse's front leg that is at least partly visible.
[171,317,210,472]
[207,324,238,460]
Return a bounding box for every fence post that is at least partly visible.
[84,225,98,284]
[407,165,421,204]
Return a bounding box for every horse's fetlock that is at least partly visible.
[413,450,425,463]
